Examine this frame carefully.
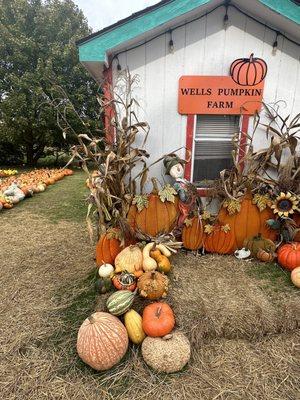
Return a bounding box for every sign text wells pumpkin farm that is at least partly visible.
[178,54,267,115]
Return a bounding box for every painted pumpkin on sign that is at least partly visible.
[230,53,267,86]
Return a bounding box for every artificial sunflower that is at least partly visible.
[271,192,299,217]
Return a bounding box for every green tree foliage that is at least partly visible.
[0,0,99,165]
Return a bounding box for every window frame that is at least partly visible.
[184,114,250,197]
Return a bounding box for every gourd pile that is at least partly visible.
[77,240,191,373]
[0,169,18,177]
[78,185,300,373]
[0,168,73,210]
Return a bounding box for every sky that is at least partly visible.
[73,0,159,32]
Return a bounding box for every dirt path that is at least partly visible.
[0,173,299,400]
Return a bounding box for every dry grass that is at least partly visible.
[0,173,299,399]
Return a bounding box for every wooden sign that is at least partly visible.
[178,76,264,115]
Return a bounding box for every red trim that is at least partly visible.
[185,114,250,197]
[102,63,115,144]
[238,115,250,170]
[184,114,195,181]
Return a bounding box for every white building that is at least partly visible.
[77,0,300,192]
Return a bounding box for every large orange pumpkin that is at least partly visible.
[218,191,276,250]
[77,312,128,371]
[96,229,132,265]
[182,216,204,250]
[277,242,300,271]
[230,53,267,86]
[142,302,175,337]
[127,182,179,237]
[204,225,235,254]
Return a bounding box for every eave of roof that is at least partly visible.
[77,0,300,81]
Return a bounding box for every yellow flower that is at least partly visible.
[271,192,299,217]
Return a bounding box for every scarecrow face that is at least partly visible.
[169,163,184,179]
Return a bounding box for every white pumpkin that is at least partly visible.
[98,263,114,278]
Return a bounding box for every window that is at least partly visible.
[192,115,240,187]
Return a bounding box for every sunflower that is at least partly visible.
[271,192,299,217]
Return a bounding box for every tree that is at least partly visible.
[0,0,99,165]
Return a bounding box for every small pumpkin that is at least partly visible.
[112,272,137,291]
[115,245,143,274]
[256,248,276,263]
[77,312,128,371]
[277,242,300,271]
[96,229,125,265]
[124,309,146,344]
[142,302,175,337]
[182,216,204,250]
[244,234,276,257]
[137,271,169,299]
[291,266,300,288]
[106,289,137,316]
[150,248,171,274]
[98,263,114,278]
[141,332,191,373]
[204,224,235,254]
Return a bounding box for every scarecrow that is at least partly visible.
[164,154,201,227]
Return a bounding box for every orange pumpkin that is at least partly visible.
[142,302,175,337]
[218,191,276,250]
[182,216,204,250]
[256,248,276,262]
[96,229,129,265]
[127,180,179,237]
[230,53,267,86]
[277,242,300,271]
[204,225,235,254]
[77,312,128,371]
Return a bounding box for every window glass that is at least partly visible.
[193,115,240,186]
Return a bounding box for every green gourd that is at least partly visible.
[106,289,137,316]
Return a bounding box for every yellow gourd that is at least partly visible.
[142,243,157,272]
[150,249,171,274]
[156,244,172,257]
[124,309,146,344]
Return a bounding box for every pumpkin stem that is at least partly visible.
[150,271,156,279]
[163,333,173,340]
[155,305,162,318]
[249,53,254,61]
[151,177,160,195]
[88,315,96,324]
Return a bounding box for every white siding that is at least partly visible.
[112,6,300,190]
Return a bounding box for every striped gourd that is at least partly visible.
[106,289,137,316]
[124,309,146,344]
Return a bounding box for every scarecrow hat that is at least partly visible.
[163,154,187,175]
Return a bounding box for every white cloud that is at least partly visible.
[73,0,159,31]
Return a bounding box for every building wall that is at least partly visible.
[112,6,300,188]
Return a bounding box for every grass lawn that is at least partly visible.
[0,173,299,400]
